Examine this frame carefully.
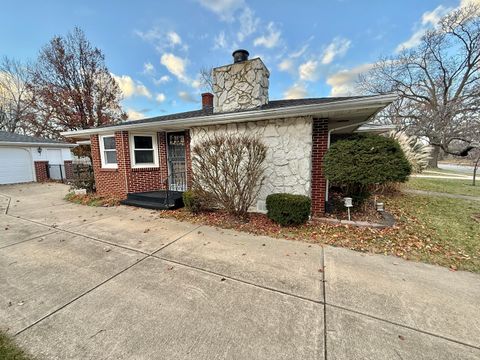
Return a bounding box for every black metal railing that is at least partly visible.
[161,171,187,207]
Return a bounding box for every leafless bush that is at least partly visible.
[191,133,267,217]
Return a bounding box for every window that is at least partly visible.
[130,133,158,168]
[99,135,117,168]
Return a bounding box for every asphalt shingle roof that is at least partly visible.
[0,131,70,145]
[97,96,375,129]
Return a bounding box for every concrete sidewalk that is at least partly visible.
[0,183,479,359]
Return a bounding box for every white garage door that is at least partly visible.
[0,147,34,184]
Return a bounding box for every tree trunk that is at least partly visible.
[473,157,479,187]
[428,145,441,168]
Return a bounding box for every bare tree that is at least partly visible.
[359,4,480,167]
[198,67,213,93]
[0,57,33,133]
[192,133,267,218]
[28,27,126,139]
[467,149,480,186]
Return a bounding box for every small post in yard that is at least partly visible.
[343,197,353,221]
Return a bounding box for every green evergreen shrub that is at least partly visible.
[323,134,411,203]
[183,190,203,213]
[266,193,311,226]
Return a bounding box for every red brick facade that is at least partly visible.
[311,118,329,216]
[34,161,49,182]
[92,131,181,199]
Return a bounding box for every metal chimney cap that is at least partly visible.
[232,49,249,63]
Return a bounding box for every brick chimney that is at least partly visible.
[201,92,214,109]
[212,49,270,113]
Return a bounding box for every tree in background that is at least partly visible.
[28,27,126,140]
[0,57,34,134]
[359,4,480,167]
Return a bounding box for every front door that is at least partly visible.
[167,132,186,191]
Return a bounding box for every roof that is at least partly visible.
[63,93,398,139]
[355,123,396,134]
[0,131,75,147]
[97,96,376,129]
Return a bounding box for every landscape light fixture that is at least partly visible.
[343,197,353,221]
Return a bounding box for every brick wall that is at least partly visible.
[125,132,169,193]
[92,131,172,198]
[64,160,73,180]
[311,118,329,216]
[34,161,49,182]
[91,133,128,198]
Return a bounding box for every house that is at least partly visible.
[62,50,396,216]
[0,131,75,184]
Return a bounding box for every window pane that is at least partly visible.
[105,150,117,164]
[103,136,116,150]
[134,136,153,149]
[135,150,154,164]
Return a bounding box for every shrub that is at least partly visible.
[388,131,431,173]
[323,134,411,203]
[183,190,203,213]
[266,193,311,226]
[192,133,267,218]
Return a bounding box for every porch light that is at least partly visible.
[343,197,353,221]
[37,147,43,155]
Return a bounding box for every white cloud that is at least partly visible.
[160,53,188,83]
[237,7,259,42]
[155,93,166,103]
[126,108,146,120]
[178,91,198,103]
[143,62,155,75]
[326,63,374,96]
[135,28,186,52]
[195,0,244,21]
[153,75,171,85]
[321,37,351,65]
[291,44,309,58]
[283,84,308,99]
[278,59,294,72]
[395,5,451,52]
[112,74,152,99]
[214,31,228,49]
[167,31,182,46]
[299,60,319,81]
[253,22,281,49]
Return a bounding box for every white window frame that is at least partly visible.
[99,134,118,169]
[129,132,159,169]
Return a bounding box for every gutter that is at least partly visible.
[0,141,76,148]
[61,94,398,138]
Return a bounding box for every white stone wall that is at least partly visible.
[212,58,269,113]
[190,116,313,211]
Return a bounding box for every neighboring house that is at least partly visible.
[0,131,75,184]
[63,50,396,216]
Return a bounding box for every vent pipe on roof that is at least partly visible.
[232,49,249,63]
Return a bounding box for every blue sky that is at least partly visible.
[0,0,467,120]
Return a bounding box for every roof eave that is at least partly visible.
[61,94,398,138]
[0,141,76,148]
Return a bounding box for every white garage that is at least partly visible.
[0,131,75,185]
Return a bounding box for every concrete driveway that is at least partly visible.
[0,183,479,359]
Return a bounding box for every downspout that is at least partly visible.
[120,132,129,196]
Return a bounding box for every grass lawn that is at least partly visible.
[406,177,480,197]
[386,194,480,272]
[0,332,32,360]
